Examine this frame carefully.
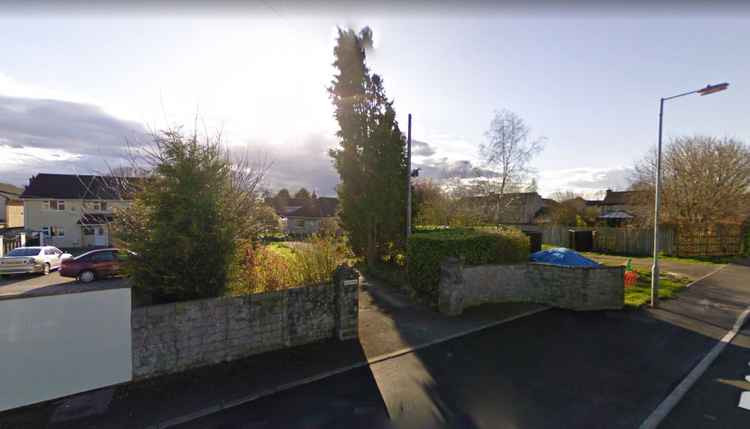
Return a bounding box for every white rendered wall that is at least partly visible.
[0,288,132,412]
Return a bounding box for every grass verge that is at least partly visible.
[624,269,691,309]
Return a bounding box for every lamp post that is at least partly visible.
[405,113,420,241]
[406,114,412,240]
[651,82,729,307]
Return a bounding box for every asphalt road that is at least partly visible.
[659,324,750,429]
[180,308,724,429]
[0,271,127,299]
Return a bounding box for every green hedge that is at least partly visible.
[407,227,530,300]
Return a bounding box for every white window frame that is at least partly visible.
[45,200,65,211]
[45,226,64,237]
[87,201,108,212]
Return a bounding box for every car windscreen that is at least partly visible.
[7,248,40,257]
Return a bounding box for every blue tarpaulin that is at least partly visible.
[530,247,601,267]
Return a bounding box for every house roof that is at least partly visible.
[534,206,554,218]
[20,173,140,200]
[598,210,634,219]
[285,197,339,218]
[463,192,543,205]
[0,182,23,199]
[602,190,647,206]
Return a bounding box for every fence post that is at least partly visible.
[19,233,25,247]
[0,236,3,257]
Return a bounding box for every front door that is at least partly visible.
[94,226,106,246]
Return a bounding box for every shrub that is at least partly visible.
[232,235,345,294]
[407,227,530,300]
[233,243,299,294]
[292,235,341,285]
[114,129,270,303]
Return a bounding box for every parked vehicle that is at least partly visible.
[59,248,133,283]
[0,246,69,277]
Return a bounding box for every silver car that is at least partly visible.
[0,246,70,276]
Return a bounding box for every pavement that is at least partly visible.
[0,259,746,429]
[657,261,750,429]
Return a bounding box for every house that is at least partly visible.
[532,198,561,224]
[588,189,648,226]
[0,183,24,229]
[463,192,548,225]
[19,173,138,248]
[275,197,339,236]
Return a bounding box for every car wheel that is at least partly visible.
[43,263,50,275]
[79,270,95,283]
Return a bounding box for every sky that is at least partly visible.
[1,2,748,198]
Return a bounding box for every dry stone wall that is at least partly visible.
[439,258,623,315]
[131,273,359,380]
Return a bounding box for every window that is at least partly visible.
[87,201,108,211]
[91,251,115,262]
[82,226,95,235]
[8,248,42,257]
[294,219,305,228]
[46,200,65,211]
[50,226,64,237]
[44,248,55,255]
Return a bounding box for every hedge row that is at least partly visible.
[407,227,530,301]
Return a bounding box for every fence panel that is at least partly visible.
[540,225,571,247]
[675,224,742,257]
[593,227,675,256]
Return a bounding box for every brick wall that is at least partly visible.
[438,258,623,315]
[131,273,359,380]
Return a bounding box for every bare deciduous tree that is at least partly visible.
[480,109,545,196]
[630,135,750,227]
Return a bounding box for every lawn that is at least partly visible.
[623,269,691,309]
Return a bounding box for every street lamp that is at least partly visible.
[651,82,729,307]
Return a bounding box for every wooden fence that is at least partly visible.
[593,227,675,256]
[529,224,743,257]
[674,224,743,257]
[513,225,674,256]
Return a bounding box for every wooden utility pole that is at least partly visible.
[406,113,412,240]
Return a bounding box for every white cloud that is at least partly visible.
[537,166,631,198]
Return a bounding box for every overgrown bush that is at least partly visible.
[407,227,530,301]
[233,235,345,294]
[233,243,298,294]
[113,129,269,303]
[297,236,341,284]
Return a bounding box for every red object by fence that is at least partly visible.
[624,270,638,288]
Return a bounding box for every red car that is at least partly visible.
[59,248,133,283]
